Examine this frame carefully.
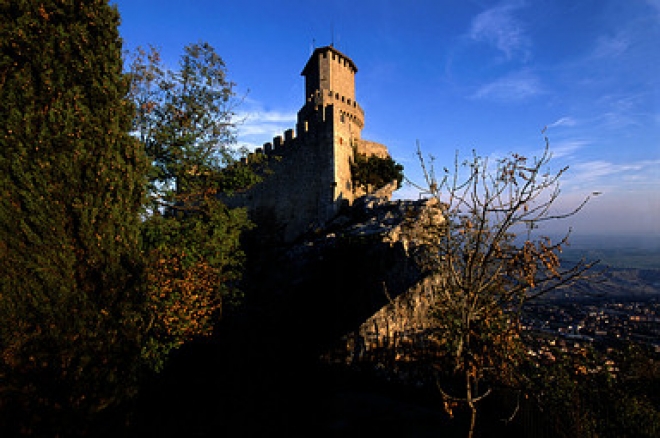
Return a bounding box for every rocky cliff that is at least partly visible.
[241,184,445,365]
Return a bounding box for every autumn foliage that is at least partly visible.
[410,142,595,438]
[128,42,254,371]
[0,2,254,434]
[139,198,249,371]
[142,250,221,369]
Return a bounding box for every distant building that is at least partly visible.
[226,45,389,241]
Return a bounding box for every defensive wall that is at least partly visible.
[225,45,390,242]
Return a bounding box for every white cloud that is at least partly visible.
[645,0,660,19]
[247,111,298,124]
[547,117,577,129]
[598,111,642,131]
[591,33,630,59]
[573,160,636,180]
[564,159,660,190]
[472,70,542,101]
[236,109,297,149]
[550,139,589,159]
[539,188,660,237]
[594,93,646,130]
[543,157,660,236]
[469,0,531,61]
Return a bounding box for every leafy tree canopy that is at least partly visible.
[128,43,259,213]
[351,151,404,194]
[127,43,254,371]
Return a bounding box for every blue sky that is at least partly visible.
[114,0,660,238]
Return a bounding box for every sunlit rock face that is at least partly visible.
[243,192,445,360]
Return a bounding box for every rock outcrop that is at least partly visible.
[242,189,445,365]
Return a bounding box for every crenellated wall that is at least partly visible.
[226,45,391,242]
[298,89,365,128]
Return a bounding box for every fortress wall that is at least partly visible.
[304,59,321,101]
[302,91,364,129]
[332,105,360,205]
[227,112,337,242]
[229,103,388,241]
[356,139,389,159]
[225,46,390,242]
[325,49,356,101]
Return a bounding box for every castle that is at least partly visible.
[227,45,390,242]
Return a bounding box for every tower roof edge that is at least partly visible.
[301,45,358,76]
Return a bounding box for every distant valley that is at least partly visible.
[553,233,660,299]
[559,233,660,270]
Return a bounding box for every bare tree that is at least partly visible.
[408,138,598,438]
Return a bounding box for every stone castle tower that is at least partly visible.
[227,45,389,242]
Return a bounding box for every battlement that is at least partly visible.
[302,46,358,104]
[302,45,358,76]
[251,127,299,159]
[229,45,390,242]
[305,89,363,110]
[303,89,365,125]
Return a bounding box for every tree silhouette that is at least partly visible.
[409,139,597,438]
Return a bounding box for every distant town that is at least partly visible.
[522,241,660,372]
[525,296,660,351]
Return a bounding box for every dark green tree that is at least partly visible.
[127,44,254,370]
[351,151,404,194]
[0,0,147,433]
[128,43,258,212]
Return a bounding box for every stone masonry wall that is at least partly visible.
[226,108,336,242]
[356,139,389,159]
[225,46,391,242]
[320,196,447,367]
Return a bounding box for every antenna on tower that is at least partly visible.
[331,22,334,47]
